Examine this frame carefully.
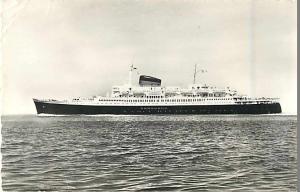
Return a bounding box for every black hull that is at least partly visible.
[34,100,282,115]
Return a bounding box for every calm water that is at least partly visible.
[1,115,297,191]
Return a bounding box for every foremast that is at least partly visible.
[128,64,137,87]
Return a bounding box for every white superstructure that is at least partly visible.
[38,65,279,106]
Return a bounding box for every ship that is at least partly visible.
[33,65,282,115]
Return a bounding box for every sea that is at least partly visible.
[1,114,297,191]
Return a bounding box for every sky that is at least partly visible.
[2,0,297,114]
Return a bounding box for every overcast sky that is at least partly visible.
[2,0,297,114]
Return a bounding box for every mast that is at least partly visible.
[128,64,137,86]
[193,64,207,84]
[193,64,197,84]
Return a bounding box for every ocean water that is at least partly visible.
[1,115,297,191]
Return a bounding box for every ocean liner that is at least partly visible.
[33,65,281,115]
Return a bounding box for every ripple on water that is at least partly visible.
[1,115,297,191]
